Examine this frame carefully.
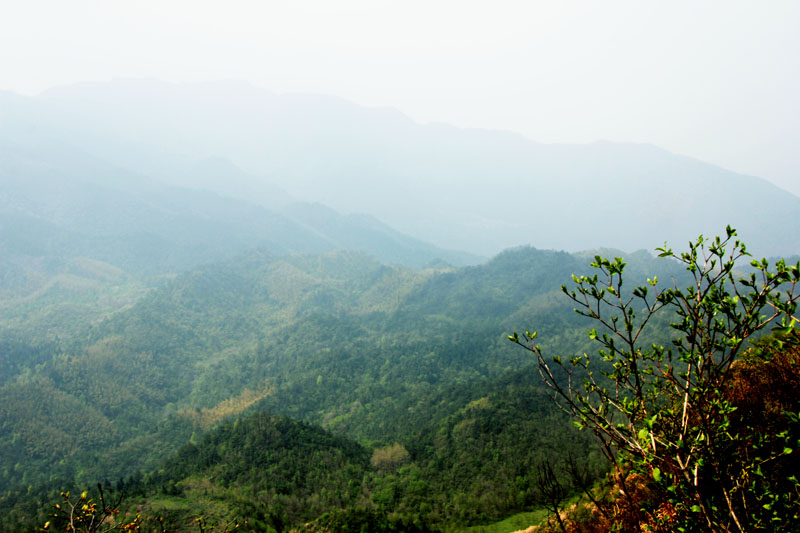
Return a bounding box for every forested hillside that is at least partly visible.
[0,244,691,531]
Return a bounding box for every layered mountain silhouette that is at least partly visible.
[2,79,797,258]
[0,134,478,287]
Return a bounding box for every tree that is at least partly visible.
[510,227,800,531]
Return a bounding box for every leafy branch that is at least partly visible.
[510,226,800,532]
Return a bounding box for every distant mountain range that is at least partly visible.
[2,79,797,258]
[0,131,479,293]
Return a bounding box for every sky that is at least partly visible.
[1,1,798,195]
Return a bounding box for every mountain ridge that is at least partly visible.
[3,78,797,257]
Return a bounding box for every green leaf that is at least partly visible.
[652,467,661,482]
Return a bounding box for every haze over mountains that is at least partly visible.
[2,78,798,262]
[2,79,800,531]
[0,121,478,285]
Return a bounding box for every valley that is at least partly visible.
[1,80,799,532]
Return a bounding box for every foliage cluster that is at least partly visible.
[511,227,800,531]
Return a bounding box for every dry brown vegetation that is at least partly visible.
[177,384,274,430]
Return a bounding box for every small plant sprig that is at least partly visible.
[42,484,141,532]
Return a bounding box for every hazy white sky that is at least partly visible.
[1,1,798,194]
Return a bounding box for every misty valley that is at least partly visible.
[1,81,799,532]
